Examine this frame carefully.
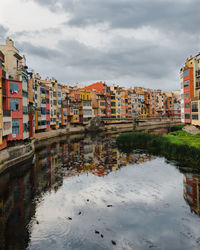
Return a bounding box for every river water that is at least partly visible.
[0,133,200,250]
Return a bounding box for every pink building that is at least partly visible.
[3,79,23,141]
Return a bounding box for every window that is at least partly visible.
[41,107,46,115]
[192,102,198,112]
[185,113,190,119]
[10,83,18,93]
[53,91,56,97]
[184,80,189,87]
[111,102,115,107]
[101,109,106,114]
[184,92,190,99]
[41,88,45,94]
[111,109,116,114]
[192,114,198,120]
[10,98,19,111]
[100,102,105,106]
[53,100,57,105]
[23,123,29,132]
[12,119,19,134]
[184,103,190,108]
[184,69,189,77]
[23,106,28,114]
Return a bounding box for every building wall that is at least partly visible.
[0,38,22,81]
[183,67,194,123]
[0,52,3,147]
[22,73,29,139]
[191,100,200,126]
[4,80,23,141]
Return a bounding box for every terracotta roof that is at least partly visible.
[85,82,104,94]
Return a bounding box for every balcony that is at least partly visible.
[0,51,4,61]
[191,97,199,101]
[2,70,6,79]
[2,89,6,96]
[196,82,200,89]
[196,70,200,78]
[3,111,12,136]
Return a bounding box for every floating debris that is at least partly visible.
[95,230,100,234]
[111,240,116,245]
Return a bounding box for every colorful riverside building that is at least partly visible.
[0,38,28,142]
[80,89,93,125]
[85,82,110,119]
[68,88,81,124]
[180,57,194,123]
[28,72,35,138]
[191,54,200,126]
[40,78,62,129]
[0,51,12,150]
[34,79,50,132]
[0,51,4,147]
[61,85,69,127]
[110,86,117,119]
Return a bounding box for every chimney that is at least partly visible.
[6,37,14,47]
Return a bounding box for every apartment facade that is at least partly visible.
[0,51,3,147]
[80,89,93,125]
[0,38,27,142]
[191,54,200,126]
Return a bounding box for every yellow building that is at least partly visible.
[110,87,116,119]
[80,89,93,125]
[40,78,61,129]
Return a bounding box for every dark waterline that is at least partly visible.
[0,133,200,250]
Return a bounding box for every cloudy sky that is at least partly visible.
[0,0,199,90]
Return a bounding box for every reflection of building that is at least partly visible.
[183,173,200,216]
[0,134,156,249]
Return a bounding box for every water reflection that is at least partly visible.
[184,173,200,216]
[0,134,199,249]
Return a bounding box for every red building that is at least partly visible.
[183,67,194,123]
[3,79,23,141]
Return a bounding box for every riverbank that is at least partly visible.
[0,120,182,174]
[0,140,35,174]
[116,130,200,167]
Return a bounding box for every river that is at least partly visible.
[0,133,200,250]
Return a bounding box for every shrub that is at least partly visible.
[116,132,200,168]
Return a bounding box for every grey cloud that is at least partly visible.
[16,33,194,90]
[34,0,200,33]
[16,41,62,59]
[0,25,7,42]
